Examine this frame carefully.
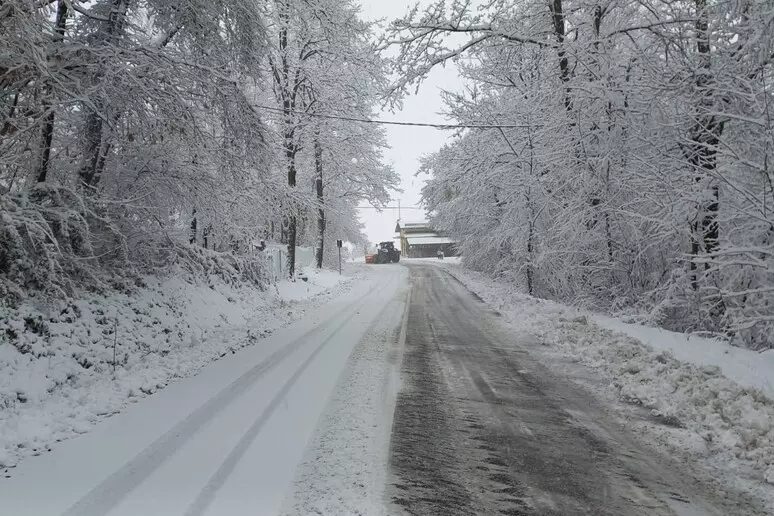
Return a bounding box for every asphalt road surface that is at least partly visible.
[387,263,749,516]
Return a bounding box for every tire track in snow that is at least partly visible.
[183,303,364,516]
[187,269,406,516]
[61,274,390,516]
[278,284,410,516]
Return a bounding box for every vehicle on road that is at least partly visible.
[372,241,400,264]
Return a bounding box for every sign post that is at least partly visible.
[336,239,343,275]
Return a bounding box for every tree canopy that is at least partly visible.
[384,0,774,349]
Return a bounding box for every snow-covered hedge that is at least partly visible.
[0,186,99,302]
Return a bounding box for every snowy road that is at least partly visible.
[0,262,763,515]
[0,266,407,516]
[387,264,748,516]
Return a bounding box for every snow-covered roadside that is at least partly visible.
[0,266,356,471]
[402,257,462,265]
[429,262,774,499]
[592,315,774,400]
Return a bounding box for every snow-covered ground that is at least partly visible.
[592,315,774,400]
[402,256,462,265]
[0,266,353,471]
[430,261,774,504]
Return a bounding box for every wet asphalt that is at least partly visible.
[386,263,761,516]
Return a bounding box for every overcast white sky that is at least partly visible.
[356,0,461,246]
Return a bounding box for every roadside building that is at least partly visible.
[395,220,457,258]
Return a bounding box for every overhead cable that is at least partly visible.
[254,104,532,130]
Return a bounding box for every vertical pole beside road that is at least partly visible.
[337,239,343,275]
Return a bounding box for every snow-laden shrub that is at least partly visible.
[166,244,270,289]
[0,186,270,304]
[0,186,101,302]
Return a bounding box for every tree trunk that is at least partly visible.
[526,215,535,296]
[525,119,536,296]
[37,106,56,183]
[190,208,197,244]
[1,93,19,139]
[549,0,571,114]
[286,144,297,276]
[284,128,298,276]
[278,1,298,278]
[80,112,104,187]
[79,0,130,190]
[287,215,297,276]
[688,0,723,288]
[203,224,212,249]
[314,134,325,268]
[36,0,68,183]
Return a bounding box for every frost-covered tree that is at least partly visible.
[0,0,397,298]
[388,0,774,348]
[262,0,397,274]
[1,0,276,293]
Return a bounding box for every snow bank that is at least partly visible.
[402,256,462,265]
[0,266,353,470]
[276,268,347,301]
[435,263,774,490]
[592,315,774,400]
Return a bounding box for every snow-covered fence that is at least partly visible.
[296,246,315,269]
[262,245,316,281]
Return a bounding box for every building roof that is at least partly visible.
[406,235,455,246]
[395,220,430,232]
[399,232,438,239]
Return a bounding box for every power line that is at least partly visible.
[255,104,532,130]
[358,205,422,209]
